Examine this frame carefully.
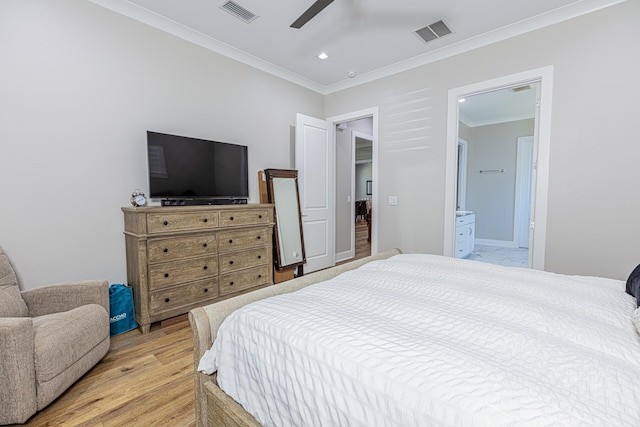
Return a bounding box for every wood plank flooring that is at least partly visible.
[354,219,371,260]
[14,317,195,427]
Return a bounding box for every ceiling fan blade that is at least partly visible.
[290,0,335,29]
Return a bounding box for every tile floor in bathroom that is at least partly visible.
[466,244,529,268]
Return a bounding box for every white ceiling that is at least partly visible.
[459,83,538,127]
[91,0,624,94]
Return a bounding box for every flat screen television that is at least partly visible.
[147,131,248,203]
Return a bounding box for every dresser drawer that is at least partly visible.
[219,266,270,296]
[218,209,270,227]
[148,234,217,263]
[456,224,472,242]
[218,227,268,252]
[150,279,218,313]
[456,213,475,226]
[219,247,269,274]
[149,256,218,290]
[147,212,219,234]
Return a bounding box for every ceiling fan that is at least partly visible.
[290,0,335,29]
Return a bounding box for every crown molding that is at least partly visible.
[90,0,626,96]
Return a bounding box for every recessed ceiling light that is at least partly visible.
[458,98,466,103]
[317,52,329,60]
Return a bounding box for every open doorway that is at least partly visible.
[335,119,373,262]
[444,66,553,271]
[295,108,378,273]
[457,85,537,267]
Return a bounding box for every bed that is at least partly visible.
[189,249,640,427]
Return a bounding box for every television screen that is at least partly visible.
[147,131,248,200]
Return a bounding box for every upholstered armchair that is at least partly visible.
[0,248,110,424]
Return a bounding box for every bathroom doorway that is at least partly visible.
[445,66,553,270]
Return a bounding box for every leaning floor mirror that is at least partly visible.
[264,169,306,271]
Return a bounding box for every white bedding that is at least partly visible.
[201,254,640,426]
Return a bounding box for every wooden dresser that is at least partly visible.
[122,204,274,333]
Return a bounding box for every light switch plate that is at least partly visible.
[388,196,398,206]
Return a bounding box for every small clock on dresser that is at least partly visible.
[130,189,147,207]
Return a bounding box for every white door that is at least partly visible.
[295,113,335,273]
[515,136,534,248]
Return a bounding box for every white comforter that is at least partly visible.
[201,254,640,426]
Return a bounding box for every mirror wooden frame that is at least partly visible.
[264,169,306,270]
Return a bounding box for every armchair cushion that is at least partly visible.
[33,304,109,383]
[0,318,37,424]
[0,248,28,317]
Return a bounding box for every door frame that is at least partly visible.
[457,138,468,211]
[444,66,553,270]
[327,107,379,256]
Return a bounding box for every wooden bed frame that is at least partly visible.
[188,249,402,427]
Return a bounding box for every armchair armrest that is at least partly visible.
[0,318,37,424]
[21,280,109,318]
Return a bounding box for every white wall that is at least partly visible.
[324,0,640,280]
[0,0,322,289]
[466,119,535,242]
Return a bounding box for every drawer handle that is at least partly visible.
[229,281,234,286]
[257,255,262,259]
[203,218,208,223]
[165,298,170,303]
[258,214,263,219]
[229,216,234,221]
[163,248,168,253]
[229,260,234,265]
[204,288,208,293]
[203,243,208,248]
[164,273,169,278]
[258,274,262,279]
[256,235,261,240]
[228,239,233,244]
[163,221,169,226]
[203,265,208,270]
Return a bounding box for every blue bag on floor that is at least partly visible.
[109,283,138,336]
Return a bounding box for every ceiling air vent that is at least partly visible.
[220,1,259,23]
[414,19,453,44]
[510,84,532,93]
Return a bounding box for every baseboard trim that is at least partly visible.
[475,238,518,248]
[336,251,354,263]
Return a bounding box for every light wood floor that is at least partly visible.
[338,219,371,265]
[17,223,371,427]
[354,219,371,260]
[15,317,195,427]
